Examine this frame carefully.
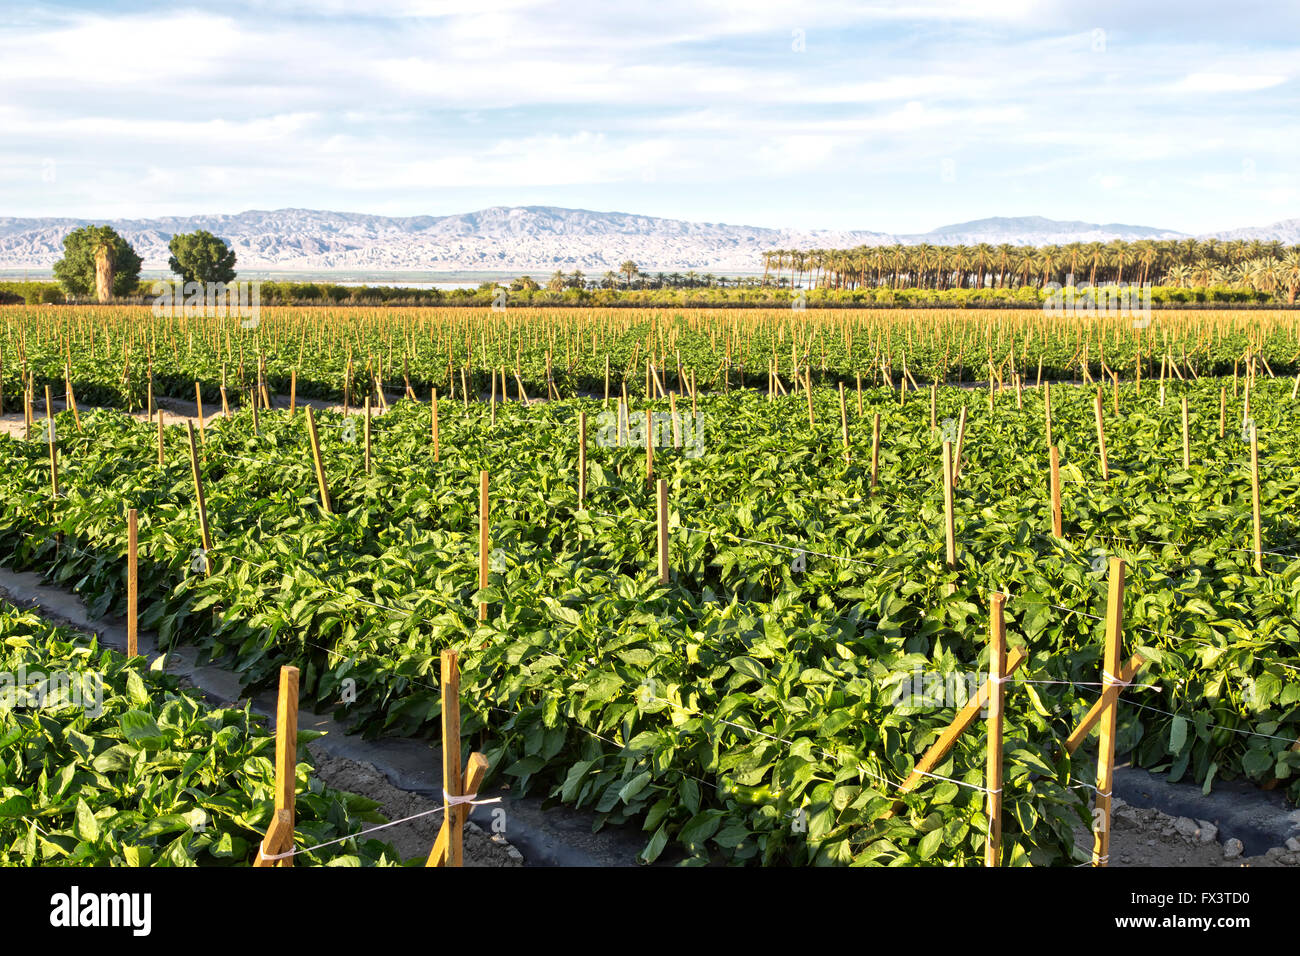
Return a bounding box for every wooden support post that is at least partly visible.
[1094,388,1109,480]
[985,592,1005,867]
[305,407,333,515]
[1092,558,1125,867]
[1066,653,1145,753]
[478,471,490,621]
[881,647,1029,819]
[942,441,956,571]
[253,810,294,868]
[1250,424,1263,574]
[1050,445,1063,538]
[427,753,489,867]
[439,650,464,868]
[127,508,138,657]
[185,423,213,573]
[656,478,669,585]
[254,665,299,866]
[194,383,206,444]
[289,369,297,416]
[1219,386,1226,440]
[432,388,440,462]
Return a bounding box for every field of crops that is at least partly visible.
[1,304,1298,867]
[0,601,400,865]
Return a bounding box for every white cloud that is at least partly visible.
[1170,73,1288,93]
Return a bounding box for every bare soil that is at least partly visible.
[1074,798,1300,867]
[308,744,523,867]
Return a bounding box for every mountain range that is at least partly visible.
[0,207,1296,276]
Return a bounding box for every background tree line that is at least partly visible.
[761,238,1300,304]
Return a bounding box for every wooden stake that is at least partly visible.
[1050,445,1063,538]
[427,753,488,867]
[194,383,206,444]
[985,591,1005,867]
[127,508,138,657]
[1066,653,1145,753]
[1094,388,1109,480]
[1092,558,1125,868]
[882,647,1029,817]
[157,410,165,466]
[942,441,956,571]
[304,407,333,515]
[289,368,297,416]
[439,650,464,867]
[254,665,299,867]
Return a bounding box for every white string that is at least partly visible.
[253,794,498,862]
[443,790,502,808]
[590,510,894,572]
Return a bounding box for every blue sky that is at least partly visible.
[2,0,1297,233]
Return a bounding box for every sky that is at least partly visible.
[1,0,1297,234]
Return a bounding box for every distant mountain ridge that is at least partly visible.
[0,207,1294,275]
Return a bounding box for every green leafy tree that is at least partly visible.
[168,230,237,285]
[52,224,142,301]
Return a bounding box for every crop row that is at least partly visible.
[0,375,1297,864]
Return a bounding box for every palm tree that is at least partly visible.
[1279,250,1300,305]
[1165,263,1194,289]
[994,244,1013,288]
[1107,241,1132,286]
[1084,242,1104,286]
[620,261,639,288]
[547,270,566,292]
